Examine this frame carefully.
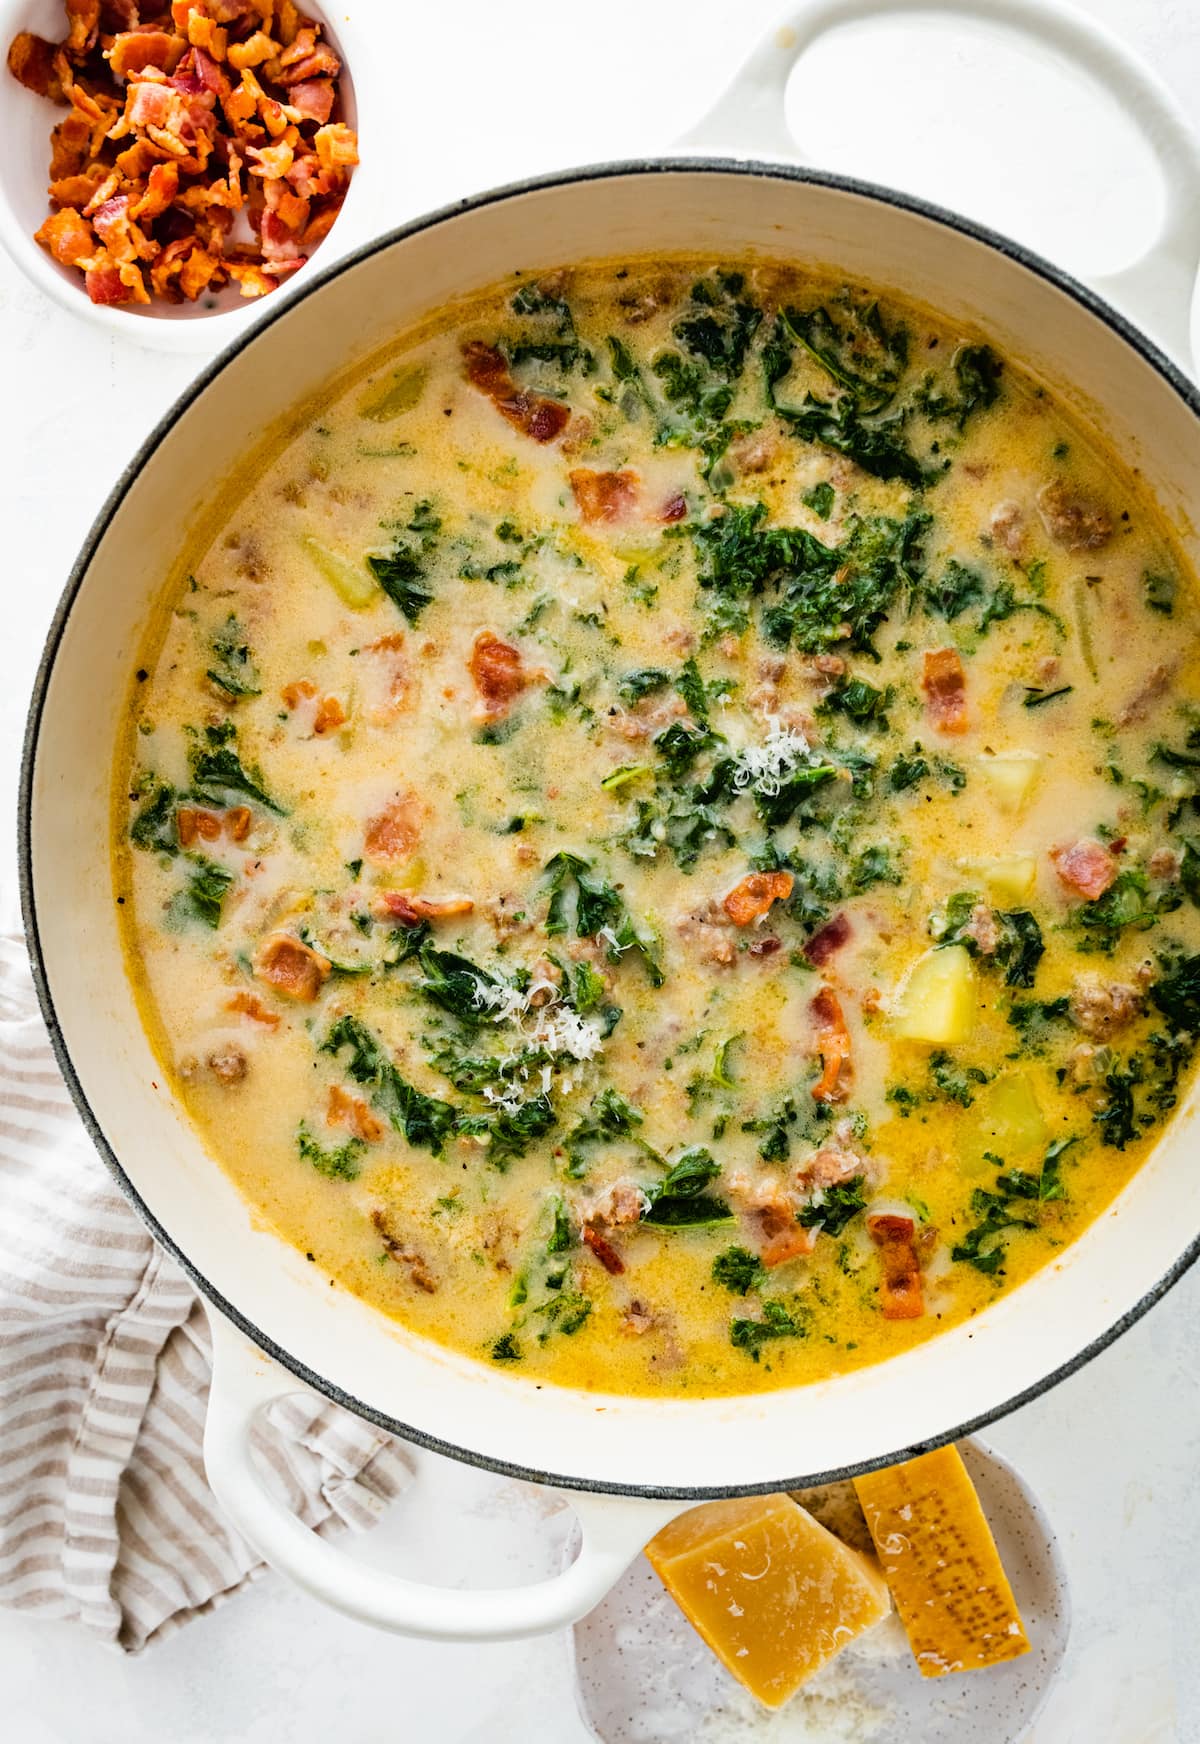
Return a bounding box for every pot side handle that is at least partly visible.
[677,0,1200,373]
[202,1311,685,1641]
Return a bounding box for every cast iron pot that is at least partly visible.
[19,0,1200,1639]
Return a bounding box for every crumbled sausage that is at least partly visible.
[1069,973,1144,1039]
[207,1046,247,1084]
[1037,480,1113,551]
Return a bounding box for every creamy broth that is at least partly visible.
[117,259,1200,1396]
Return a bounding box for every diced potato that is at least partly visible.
[969,1075,1049,1162]
[976,751,1043,816]
[300,535,378,610]
[893,945,975,1045]
[963,854,1038,904]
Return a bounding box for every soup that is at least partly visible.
[116,259,1200,1396]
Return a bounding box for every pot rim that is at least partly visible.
[19,154,1200,1500]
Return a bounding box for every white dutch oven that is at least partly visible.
[18,0,1200,1640]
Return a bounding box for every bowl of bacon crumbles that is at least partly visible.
[1,0,361,344]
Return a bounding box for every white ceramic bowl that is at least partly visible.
[0,0,371,352]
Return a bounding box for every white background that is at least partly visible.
[3,0,1200,1738]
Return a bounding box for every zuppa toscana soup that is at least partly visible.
[117,259,1200,1397]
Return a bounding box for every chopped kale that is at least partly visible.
[1072,870,1169,954]
[915,343,1003,431]
[1151,953,1200,1033]
[205,613,261,699]
[417,945,502,1024]
[543,851,624,937]
[296,1122,364,1181]
[803,480,835,519]
[1023,684,1074,708]
[189,723,284,813]
[181,856,234,928]
[368,499,441,623]
[457,1093,557,1169]
[653,719,717,778]
[1094,1058,1143,1150]
[1143,570,1176,615]
[730,1299,803,1357]
[935,892,1045,986]
[888,744,966,793]
[130,779,178,855]
[777,299,909,413]
[490,1332,522,1362]
[321,1013,456,1155]
[618,668,670,704]
[712,1245,768,1295]
[565,1086,648,1176]
[797,1175,868,1235]
[535,1292,593,1339]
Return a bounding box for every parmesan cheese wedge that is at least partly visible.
[853,1444,1030,1677]
[645,1493,891,1709]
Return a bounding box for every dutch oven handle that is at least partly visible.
[203,1311,686,1639]
[677,0,1200,373]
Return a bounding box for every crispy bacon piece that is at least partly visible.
[723,870,793,927]
[287,76,332,123]
[758,1203,818,1268]
[810,986,851,1104]
[868,1214,925,1319]
[107,29,183,76]
[313,694,346,735]
[569,468,638,525]
[364,793,422,864]
[1050,837,1118,901]
[8,31,61,95]
[226,991,280,1027]
[378,892,474,924]
[328,1083,384,1143]
[34,207,94,267]
[921,647,968,733]
[65,0,100,56]
[462,341,571,444]
[253,933,331,1002]
[469,631,531,718]
[660,492,688,523]
[804,911,851,966]
[583,1225,626,1275]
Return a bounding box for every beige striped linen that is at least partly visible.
[0,931,411,1651]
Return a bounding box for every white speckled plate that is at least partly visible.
[570,1439,1070,1744]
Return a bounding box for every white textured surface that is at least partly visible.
[2,0,1199,1737]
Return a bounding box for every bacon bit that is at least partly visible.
[462,341,570,444]
[328,1083,384,1144]
[758,1204,818,1268]
[7,31,61,96]
[747,936,782,958]
[723,870,794,927]
[107,30,184,77]
[226,991,280,1028]
[469,631,532,718]
[313,694,346,735]
[805,912,851,966]
[868,1214,925,1319]
[569,468,639,525]
[583,1225,626,1275]
[34,207,94,267]
[1050,837,1118,901]
[176,806,224,846]
[7,0,356,309]
[364,793,423,864]
[282,677,316,707]
[660,493,688,524]
[253,933,331,1002]
[378,892,474,924]
[225,806,252,841]
[810,986,851,1104]
[922,647,968,733]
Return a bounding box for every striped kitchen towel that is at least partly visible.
[0,931,411,1651]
